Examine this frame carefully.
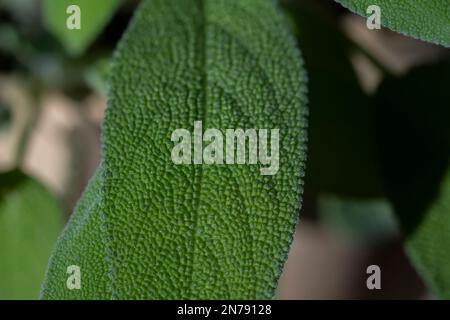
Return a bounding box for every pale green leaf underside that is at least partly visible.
[0,171,60,299]
[42,0,120,56]
[42,0,307,299]
[335,0,450,47]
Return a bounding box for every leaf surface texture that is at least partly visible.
[42,0,307,299]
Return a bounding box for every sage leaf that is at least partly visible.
[40,168,109,299]
[377,62,450,299]
[0,171,60,299]
[42,0,120,56]
[42,0,307,299]
[335,0,450,47]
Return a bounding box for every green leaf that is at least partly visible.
[318,194,398,245]
[42,0,307,299]
[40,168,109,299]
[42,0,120,56]
[335,0,450,48]
[0,171,61,299]
[84,57,110,97]
[376,62,450,298]
[284,0,383,197]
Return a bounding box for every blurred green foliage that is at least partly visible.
[336,0,450,48]
[42,0,120,56]
[0,0,448,299]
[0,171,61,299]
[84,57,110,97]
[0,100,11,130]
[377,61,450,299]
[318,194,398,245]
[283,0,383,198]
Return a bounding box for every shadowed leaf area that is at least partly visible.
[376,61,450,298]
[283,0,383,198]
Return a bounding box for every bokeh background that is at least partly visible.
[0,0,448,299]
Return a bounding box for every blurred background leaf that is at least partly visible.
[0,0,447,299]
[335,0,450,48]
[83,57,110,97]
[42,0,120,56]
[0,0,39,28]
[0,170,61,299]
[283,0,383,198]
[0,99,11,130]
[376,61,450,299]
[318,194,398,246]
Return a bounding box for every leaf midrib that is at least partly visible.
[186,0,208,299]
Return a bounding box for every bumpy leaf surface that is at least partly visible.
[335,0,450,47]
[42,0,120,55]
[42,0,307,299]
[0,171,60,299]
[377,62,450,299]
[40,168,109,299]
